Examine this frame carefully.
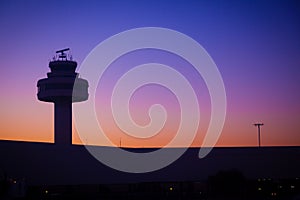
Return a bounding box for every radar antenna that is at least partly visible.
[56,48,70,61]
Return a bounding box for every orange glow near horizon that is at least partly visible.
[0,82,299,147]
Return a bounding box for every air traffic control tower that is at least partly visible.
[37,48,88,145]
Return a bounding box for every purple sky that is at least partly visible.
[0,0,299,147]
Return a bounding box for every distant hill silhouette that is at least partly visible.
[0,140,299,186]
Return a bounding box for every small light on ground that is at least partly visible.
[271,192,277,196]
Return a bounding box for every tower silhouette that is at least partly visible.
[37,48,88,145]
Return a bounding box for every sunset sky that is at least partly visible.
[0,0,299,147]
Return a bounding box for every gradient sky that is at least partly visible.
[0,0,299,147]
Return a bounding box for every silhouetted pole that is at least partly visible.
[254,123,264,147]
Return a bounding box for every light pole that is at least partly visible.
[254,123,264,147]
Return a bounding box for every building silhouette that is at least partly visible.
[37,48,88,145]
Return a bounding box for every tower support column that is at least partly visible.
[54,100,72,145]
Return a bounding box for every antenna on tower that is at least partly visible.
[254,123,264,147]
[56,48,70,61]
